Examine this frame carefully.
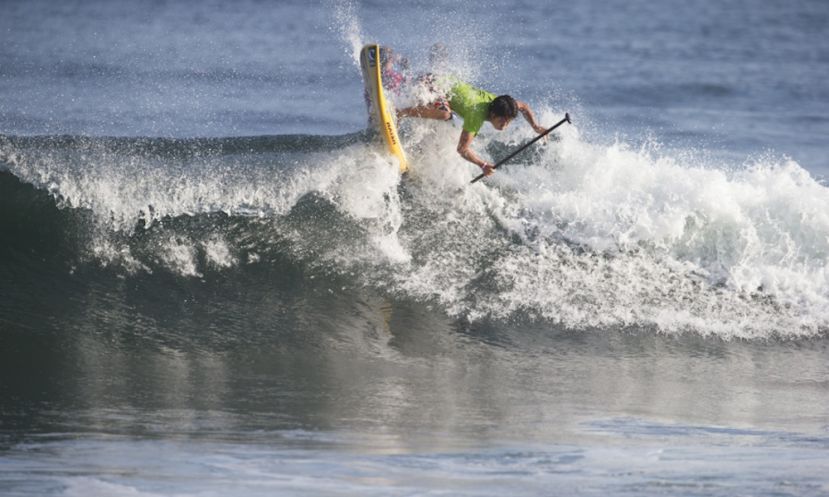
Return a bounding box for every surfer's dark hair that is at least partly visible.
[488,95,518,119]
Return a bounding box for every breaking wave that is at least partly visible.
[2,117,828,339]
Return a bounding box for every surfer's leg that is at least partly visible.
[398,102,451,121]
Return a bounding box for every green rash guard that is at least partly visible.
[448,81,496,135]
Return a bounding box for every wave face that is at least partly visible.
[2,121,828,339]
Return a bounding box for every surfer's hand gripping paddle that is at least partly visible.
[470,113,571,184]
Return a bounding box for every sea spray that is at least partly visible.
[2,114,828,338]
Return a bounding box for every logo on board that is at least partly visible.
[385,121,397,146]
[367,47,377,68]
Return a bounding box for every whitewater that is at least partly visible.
[3,109,828,338]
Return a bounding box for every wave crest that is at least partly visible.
[2,123,827,339]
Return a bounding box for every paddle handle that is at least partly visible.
[470,112,571,184]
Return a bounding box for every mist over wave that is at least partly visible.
[2,111,828,340]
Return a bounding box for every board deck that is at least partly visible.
[359,44,409,173]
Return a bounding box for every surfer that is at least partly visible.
[379,47,407,94]
[398,72,546,177]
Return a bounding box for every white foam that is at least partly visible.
[4,107,828,337]
[379,112,829,338]
[203,236,238,270]
[160,236,202,278]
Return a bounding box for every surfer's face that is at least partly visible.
[491,116,512,130]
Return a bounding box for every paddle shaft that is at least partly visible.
[470,112,571,184]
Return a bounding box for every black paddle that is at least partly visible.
[470,112,571,184]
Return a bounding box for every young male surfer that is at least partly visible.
[398,79,547,177]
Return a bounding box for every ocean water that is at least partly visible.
[2,0,829,495]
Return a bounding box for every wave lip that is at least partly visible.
[2,125,828,339]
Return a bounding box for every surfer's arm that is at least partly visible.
[516,100,546,135]
[457,130,494,176]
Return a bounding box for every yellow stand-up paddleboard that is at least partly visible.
[359,44,408,173]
